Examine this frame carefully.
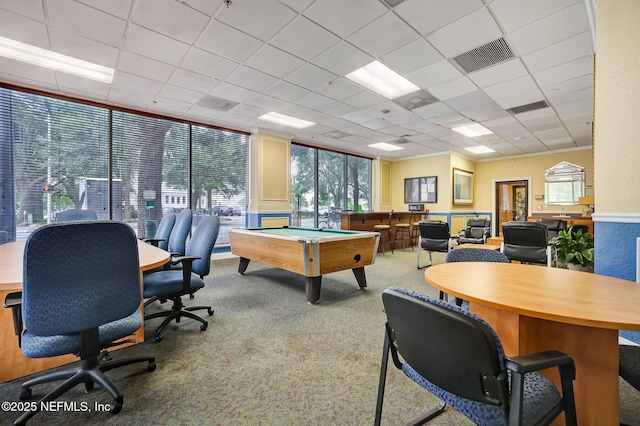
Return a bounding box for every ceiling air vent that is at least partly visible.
[323,130,351,139]
[506,100,550,115]
[381,0,406,7]
[393,89,438,111]
[196,95,238,111]
[451,37,515,74]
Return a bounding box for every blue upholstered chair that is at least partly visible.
[10,221,155,425]
[55,208,97,222]
[374,287,577,426]
[143,215,219,342]
[167,209,192,257]
[444,248,510,307]
[144,213,176,251]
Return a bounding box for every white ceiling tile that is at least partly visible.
[55,73,110,97]
[245,94,288,111]
[284,63,337,91]
[0,9,49,48]
[340,110,378,124]
[0,57,56,85]
[271,16,340,61]
[185,105,226,121]
[342,90,387,109]
[490,0,580,33]
[493,89,545,109]
[316,78,365,101]
[304,0,387,38]
[322,117,356,130]
[117,51,175,82]
[411,102,455,120]
[484,75,537,101]
[262,80,310,102]
[468,59,528,88]
[395,0,483,36]
[181,48,239,80]
[174,0,219,16]
[46,0,127,47]
[507,3,590,56]
[159,84,206,104]
[149,97,192,114]
[209,81,257,103]
[429,77,478,101]
[532,55,593,87]
[197,21,264,63]
[125,25,190,65]
[49,28,120,68]
[216,0,297,41]
[361,118,395,131]
[322,102,358,117]
[381,38,444,75]
[112,71,164,95]
[278,0,316,13]
[0,0,45,22]
[226,66,278,92]
[228,103,269,119]
[426,7,502,58]
[245,44,305,78]
[522,32,593,73]
[132,0,209,44]
[407,61,462,89]
[347,12,420,58]
[168,69,219,93]
[293,92,335,110]
[310,42,373,77]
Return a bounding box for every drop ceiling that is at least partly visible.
[0,0,595,160]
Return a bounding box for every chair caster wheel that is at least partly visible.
[19,388,32,400]
[207,308,214,316]
[148,361,157,372]
[110,398,123,414]
[154,334,164,343]
[200,322,208,331]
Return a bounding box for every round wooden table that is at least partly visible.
[0,240,170,383]
[425,262,640,426]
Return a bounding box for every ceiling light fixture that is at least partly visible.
[465,146,495,154]
[368,142,404,152]
[258,112,315,129]
[452,123,493,138]
[0,36,115,83]
[346,60,420,99]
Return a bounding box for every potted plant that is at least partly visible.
[549,226,594,271]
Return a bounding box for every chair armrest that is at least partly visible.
[3,291,23,347]
[505,350,575,377]
[142,238,164,247]
[171,255,202,291]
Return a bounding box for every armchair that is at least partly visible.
[501,221,553,266]
[374,287,577,426]
[457,217,491,244]
[417,221,458,269]
[143,215,220,342]
[539,219,567,240]
[7,222,155,425]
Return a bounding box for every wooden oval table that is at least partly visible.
[0,240,170,383]
[425,262,640,426]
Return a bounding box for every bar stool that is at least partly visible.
[394,213,413,251]
[374,211,394,255]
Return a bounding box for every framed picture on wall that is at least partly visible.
[404,176,437,203]
[452,168,473,205]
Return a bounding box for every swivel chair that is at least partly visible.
[457,217,491,244]
[143,213,176,251]
[374,287,577,426]
[55,208,98,222]
[167,209,192,257]
[7,221,156,425]
[143,215,220,342]
[417,221,458,269]
[501,221,553,266]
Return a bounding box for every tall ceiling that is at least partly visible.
[0,0,595,160]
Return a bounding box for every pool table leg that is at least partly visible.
[238,257,250,274]
[306,277,322,304]
[352,267,367,289]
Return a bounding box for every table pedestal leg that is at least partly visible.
[306,277,321,304]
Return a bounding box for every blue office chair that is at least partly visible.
[10,221,155,425]
[375,287,577,426]
[167,209,192,257]
[143,215,220,342]
[144,213,176,251]
[55,208,98,222]
[444,248,510,307]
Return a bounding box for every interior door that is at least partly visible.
[495,180,528,236]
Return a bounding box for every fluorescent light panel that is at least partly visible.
[465,146,495,154]
[258,112,315,129]
[0,36,114,83]
[346,61,420,99]
[368,142,404,152]
[452,123,493,137]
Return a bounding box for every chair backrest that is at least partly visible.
[168,209,192,255]
[539,219,567,239]
[185,216,220,277]
[419,221,453,252]
[445,247,509,264]
[154,213,176,251]
[381,287,507,405]
[501,221,549,264]
[56,209,98,222]
[463,218,491,240]
[22,221,141,336]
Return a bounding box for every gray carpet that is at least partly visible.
[1,249,639,425]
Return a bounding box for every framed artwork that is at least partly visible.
[452,168,473,205]
[404,176,437,203]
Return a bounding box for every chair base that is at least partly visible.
[13,352,155,425]
[144,297,213,342]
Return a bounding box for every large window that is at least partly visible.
[0,86,249,247]
[290,143,371,228]
[545,161,585,205]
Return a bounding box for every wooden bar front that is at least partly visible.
[339,211,421,231]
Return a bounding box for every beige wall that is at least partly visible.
[595,0,640,213]
[390,154,451,210]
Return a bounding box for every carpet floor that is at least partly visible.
[1,249,639,425]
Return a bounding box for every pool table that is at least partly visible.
[229,227,380,303]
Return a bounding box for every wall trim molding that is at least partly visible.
[591,213,640,223]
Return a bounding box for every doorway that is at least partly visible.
[495,180,529,236]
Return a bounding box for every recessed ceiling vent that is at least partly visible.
[506,100,550,115]
[393,89,438,111]
[381,0,406,7]
[451,37,515,74]
[392,136,412,145]
[196,95,238,111]
[323,130,351,139]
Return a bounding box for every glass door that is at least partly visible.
[495,180,528,236]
